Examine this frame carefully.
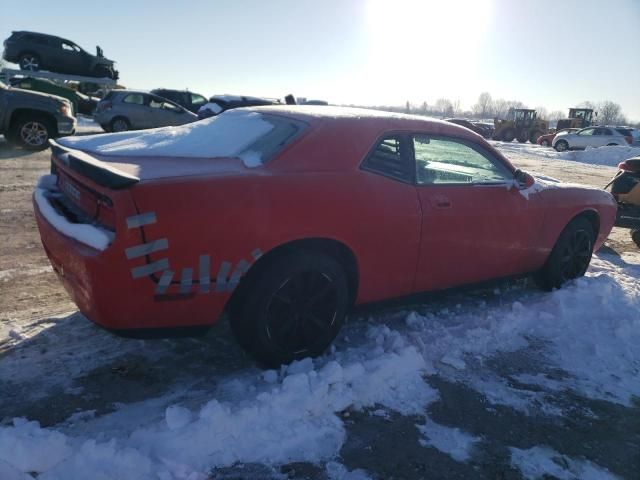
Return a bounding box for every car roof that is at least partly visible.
[14,31,69,42]
[246,105,487,140]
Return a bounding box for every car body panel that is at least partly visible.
[34,106,618,332]
[553,126,628,150]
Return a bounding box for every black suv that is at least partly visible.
[151,89,208,114]
[2,31,118,80]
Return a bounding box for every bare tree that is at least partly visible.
[548,110,565,122]
[405,101,411,114]
[492,99,510,119]
[535,106,549,120]
[420,101,428,115]
[434,98,454,118]
[598,101,624,125]
[451,99,461,116]
[473,92,493,119]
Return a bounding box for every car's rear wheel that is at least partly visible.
[230,251,349,367]
[632,229,640,248]
[555,140,569,152]
[534,217,595,291]
[501,128,515,142]
[11,115,54,150]
[110,117,130,132]
[19,53,40,71]
[540,139,550,147]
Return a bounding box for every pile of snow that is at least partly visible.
[34,175,113,251]
[2,254,639,477]
[510,446,619,479]
[0,332,436,479]
[493,140,640,167]
[417,420,480,462]
[58,110,275,167]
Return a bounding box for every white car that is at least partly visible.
[553,126,630,152]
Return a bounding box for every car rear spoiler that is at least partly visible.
[49,140,139,190]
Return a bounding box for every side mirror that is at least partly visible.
[514,169,535,189]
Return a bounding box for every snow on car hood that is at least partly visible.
[57,110,274,170]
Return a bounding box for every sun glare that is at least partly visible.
[363,0,493,103]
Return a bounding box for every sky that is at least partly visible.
[2,0,639,120]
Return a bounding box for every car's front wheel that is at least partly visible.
[555,140,569,152]
[11,115,54,150]
[632,229,640,248]
[534,217,595,291]
[19,53,40,71]
[230,251,349,367]
[540,139,549,147]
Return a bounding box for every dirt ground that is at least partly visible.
[1,135,638,479]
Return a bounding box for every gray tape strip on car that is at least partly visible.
[251,249,263,260]
[155,269,174,294]
[228,259,250,290]
[126,212,157,229]
[125,238,169,259]
[199,255,211,293]
[131,258,169,279]
[180,268,193,294]
[215,261,232,292]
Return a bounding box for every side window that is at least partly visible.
[162,101,181,112]
[123,93,145,105]
[579,128,595,136]
[414,135,512,185]
[362,135,413,183]
[602,128,613,136]
[62,42,79,52]
[149,97,164,109]
[191,93,207,107]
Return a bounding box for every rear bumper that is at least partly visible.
[33,187,229,332]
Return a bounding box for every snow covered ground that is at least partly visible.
[1,136,639,479]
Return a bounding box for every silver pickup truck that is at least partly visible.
[0,80,76,150]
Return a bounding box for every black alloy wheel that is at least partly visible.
[265,271,339,354]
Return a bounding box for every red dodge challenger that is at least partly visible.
[34,107,617,365]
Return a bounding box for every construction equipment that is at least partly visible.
[492,108,549,143]
[556,108,594,131]
[605,156,640,248]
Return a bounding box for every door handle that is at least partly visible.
[433,195,452,209]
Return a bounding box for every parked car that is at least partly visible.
[0,80,75,150]
[150,89,208,114]
[445,118,492,138]
[552,126,631,152]
[197,94,279,119]
[2,31,118,79]
[8,76,98,115]
[614,127,640,146]
[34,106,617,366]
[94,90,198,132]
[536,128,580,147]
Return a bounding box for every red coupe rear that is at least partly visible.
[34,106,617,365]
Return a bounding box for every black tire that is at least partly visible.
[18,53,41,71]
[540,139,549,147]
[10,115,54,150]
[530,130,543,144]
[555,140,569,152]
[632,229,640,248]
[502,128,515,142]
[534,217,595,291]
[230,251,349,367]
[517,130,529,143]
[110,117,130,132]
